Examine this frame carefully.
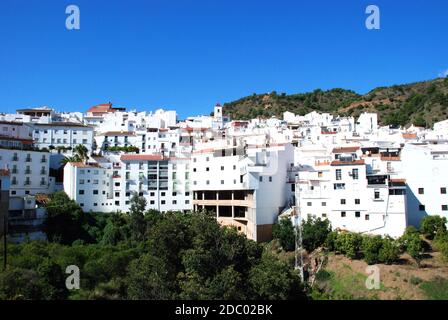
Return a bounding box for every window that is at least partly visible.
[206,180,209,185]
[93,190,99,195]
[79,179,85,184]
[259,176,263,182]
[79,190,85,195]
[206,157,209,161]
[374,190,380,199]
[333,183,345,190]
[341,211,346,218]
[365,214,370,221]
[419,204,425,211]
[93,179,99,184]
[221,166,224,170]
[185,200,190,204]
[355,211,361,218]
[172,200,177,205]
[115,201,120,206]
[352,168,359,180]
[150,200,155,205]
[340,199,346,205]
[269,177,272,182]
[150,192,155,196]
[442,205,448,211]
[336,169,342,180]
[161,192,165,196]
[307,202,312,206]
[322,202,326,206]
[355,199,360,205]
[193,168,197,172]
[322,213,327,218]
[233,165,236,170]
[172,192,177,196]
[221,180,224,184]
[441,187,446,194]
[185,192,190,196]
[206,167,210,171]
[161,200,166,205]
[94,203,98,207]
[418,188,424,194]
[318,171,323,178]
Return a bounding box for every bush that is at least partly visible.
[410,276,423,286]
[420,216,447,240]
[325,231,339,251]
[334,232,362,259]
[399,226,424,265]
[361,235,383,264]
[301,217,331,252]
[378,237,400,264]
[272,218,295,252]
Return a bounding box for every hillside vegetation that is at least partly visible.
[223,77,448,127]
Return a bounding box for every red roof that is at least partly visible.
[332,146,360,153]
[330,159,365,166]
[87,103,125,114]
[121,154,164,161]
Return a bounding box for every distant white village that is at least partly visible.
[1,102,448,242]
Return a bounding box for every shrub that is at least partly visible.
[410,276,423,286]
[361,235,383,264]
[301,217,331,252]
[272,218,295,252]
[420,216,447,240]
[334,232,362,259]
[325,231,339,251]
[399,226,424,265]
[378,237,400,264]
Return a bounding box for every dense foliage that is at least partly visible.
[1,192,306,300]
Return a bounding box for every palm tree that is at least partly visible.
[60,145,88,166]
[73,144,89,163]
[60,155,81,166]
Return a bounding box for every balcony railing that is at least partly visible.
[25,169,32,174]
[40,170,47,175]
[25,158,32,162]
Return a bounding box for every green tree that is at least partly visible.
[301,217,331,252]
[361,235,383,264]
[43,191,88,244]
[378,237,400,264]
[334,232,362,259]
[128,194,147,242]
[272,217,295,252]
[248,253,305,300]
[420,215,447,240]
[400,226,424,266]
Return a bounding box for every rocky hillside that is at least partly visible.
[223,77,448,127]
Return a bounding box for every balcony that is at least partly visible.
[25,158,32,162]
[24,180,31,186]
[40,169,47,175]
[25,169,32,175]
[12,156,19,161]
[41,158,47,163]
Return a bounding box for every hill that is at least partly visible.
[223,77,448,127]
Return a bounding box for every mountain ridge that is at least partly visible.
[222,77,448,127]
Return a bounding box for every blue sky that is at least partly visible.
[1,0,447,119]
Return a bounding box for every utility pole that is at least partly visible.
[294,176,304,282]
[2,213,6,271]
